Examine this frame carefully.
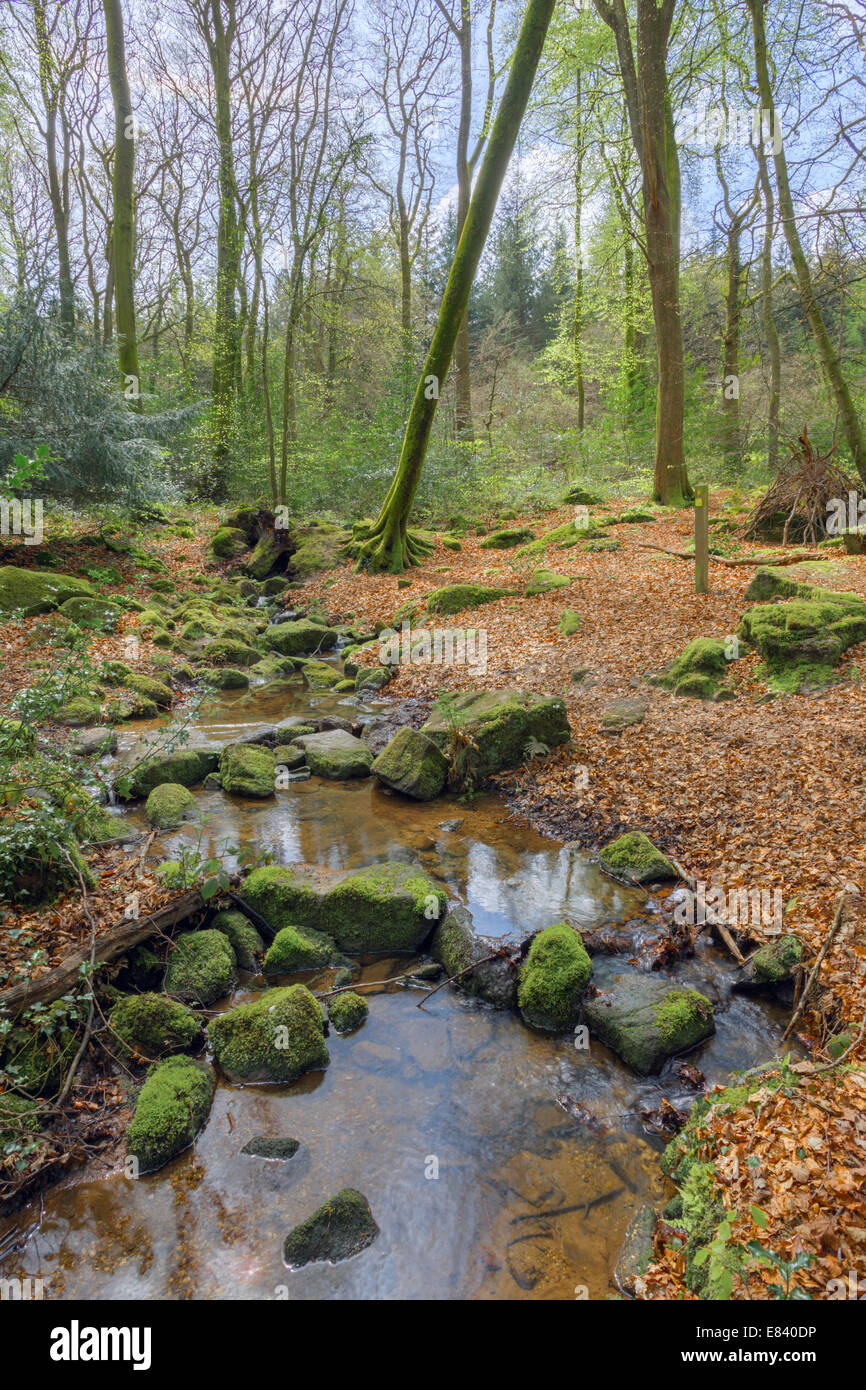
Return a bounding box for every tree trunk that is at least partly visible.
[594,0,691,505]
[454,5,474,437]
[747,0,866,483]
[721,218,743,464]
[207,0,241,498]
[573,72,584,430]
[103,0,140,404]
[755,136,781,472]
[32,0,75,332]
[356,0,557,572]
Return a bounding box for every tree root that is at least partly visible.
[353,519,433,574]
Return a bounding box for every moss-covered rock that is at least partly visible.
[328,991,368,1033]
[289,522,351,577]
[431,904,517,1008]
[124,673,173,709]
[583,969,714,1074]
[370,727,448,800]
[126,1055,215,1173]
[241,860,445,954]
[263,924,336,973]
[198,666,250,690]
[59,595,121,627]
[425,583,517,615]
[355,664,392,693]
[209,526,249,560]
[273,743,307,772]
[298,658,343,689]
[145,782,197,829]
[599,831,677,884]
[241,1134,299,1160]
[238,531,279,579]
[164,929,236,1005]
[737,588,866,692]
[0,1092,41,1150]
[0,716,36,751]
[200,638,261,668]
[480,526,535,549]
[209,909,264,969]
[600,698,647,730]
[517,923,591,1032]
[283,1188,379,1268]
[219,743,276,798]
[263,618,338,656]
[289,729,373,779]
[517,520,605,555]
[738,933,803,992]
[0,1008,78,1095]
[649,637,734,701]
[56,694,101,726]
[125,747,218,799]
[421,688,570,785]
[526,569,571,595]
[0,565,94,616]
[110,993,202,1059]
[207,983,328,1083]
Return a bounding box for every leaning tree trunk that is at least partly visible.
[355,0,557,572]
[103,0,140,404]
[453,8,474,437]
[747,0,866,484]
[755,136,781,472]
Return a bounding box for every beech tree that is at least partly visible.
[103,0,140,399]
[354,0,557,572]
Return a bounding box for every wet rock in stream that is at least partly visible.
[283,1188,379,1269]
[241,1135,300,1161]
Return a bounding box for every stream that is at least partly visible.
[0,654,793,1300]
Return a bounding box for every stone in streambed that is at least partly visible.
[420,688,570,784]
[110,993,203,1059]
[263,924,336,973]
[242,1135,299,1161]
[371,727,448,800]
[145,782,197,829]
[517,923,591,1032]
[209,909,264,970]
[599,831,677,885]
[219,743,276,798]
[431,905,517,1009]
[582,968,714,1075]
[126,1056,215,1173]
[208,983,328,1083]
[283,1188,379,1268]
[164,929,237,1006]
[290,729,372,779]
[328,991,368,1034]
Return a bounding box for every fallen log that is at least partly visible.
[629,541,826,568]
[0,889,208,1020]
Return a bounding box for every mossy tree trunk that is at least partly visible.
[356,0,557,573]
[103,0,140,406]
[754,135,781,472]
[747,0,866,484]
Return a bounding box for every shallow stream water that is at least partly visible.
[0,663,792,1300]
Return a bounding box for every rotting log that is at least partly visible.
[0,889,212,1021]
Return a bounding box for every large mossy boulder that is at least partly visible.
[290,729,373,779]
[145,782,197,829]
[599,831,677,885]
[201,638,261,668]
[430,904,517,1009]
[241,861,446,954]
[649,637,734,701]
[737,587,866,692]
[126,1055,215,1172]
[209,909,264,970]
[371,727,448,800]
[298,658,343,689]
[243,532,282,580]
[283,1188,379,1268]
[125,748,218,799]
[220,743,276,798]
[164,929,236,1006]
[583,969,714,1074]
[421,688,570,784]
[289,522,351,577]
[517,923,591,1032]
[0,566,94,617]
[526,569,571,595]
[425,583,517,615]
[110,993,203,1059]
[264,618,338,656]
[124,673,173,709]
[207,983,328,1083]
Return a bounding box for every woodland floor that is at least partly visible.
[2,493,865,1299]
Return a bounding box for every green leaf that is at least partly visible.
[750,1205,768,1229]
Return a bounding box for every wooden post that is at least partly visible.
[695,483,709,594]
